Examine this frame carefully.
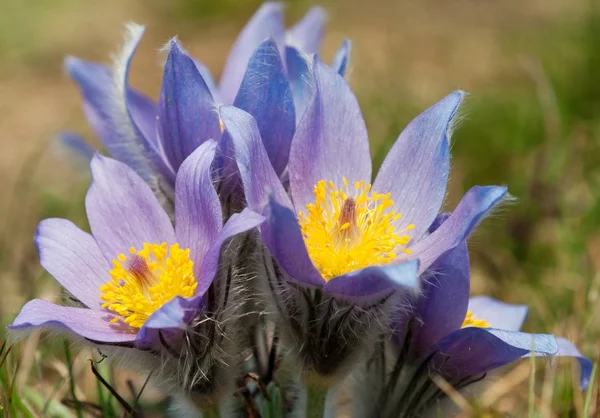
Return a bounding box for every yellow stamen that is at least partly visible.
[461,311,490,328]
[298,178,413,281]
[99,242,197,329]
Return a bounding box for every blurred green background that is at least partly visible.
[1,0,599,416]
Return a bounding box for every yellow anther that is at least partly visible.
[298,177,413,281]
[461,311,491,328]
[100,242,197,329]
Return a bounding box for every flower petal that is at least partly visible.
[218,105,291,211]
[288,57,371,211]
[219,2,285,104]
[53,132,95,166]
[264,197,324,287]
[175,140,222,275]
[408,185,508,273]
[411,216,470,357]
[332,39,351,76]
[285,46,313,124]
[556,337,593,390]
[432,327,558,379]
[65,57,155,183]
[86,155,175,261]
[287,6,326,54]
[234,38,295,176]
[197,208,265,296]
[373,91,465,241]
[193,58,221,103]
[136,295,204,348]
[9,299,136,343]
[35,219,110,309]
[158,39,221,172]
[468,296,528,332]
[324,259,419,302]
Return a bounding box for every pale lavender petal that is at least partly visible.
[288,6,326,54]
[555,337,593,390]
[65,57,152,182]
[197,208,265,296]
[373,91,465,241]
[136,295,204,348]
[219,2,285,104]
[158,39,221,171]
[175,140,222,276]
[86,155,175,261]
[411,215,470,357]
[218,105,291,212]
[234,38,295,176]
[288,57,371,211]
[332,39,351,76]
[408,185,508,273]
[264,197,324,287]
[432,327,557,379]
[285,46,313,124]
[112,23,163,185]
[35,219,110,309]
[468,296,528,332]
[9,299,136,343]
[324,260,419,302]
[65,25,165,185]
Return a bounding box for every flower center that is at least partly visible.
[461,311,490,328]
[298,178,414,281]
[100,242,197,329]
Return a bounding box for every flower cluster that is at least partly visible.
[8,2,591,416]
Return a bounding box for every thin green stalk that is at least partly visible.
[306,384,328,418]
[528,345,536,418]
[583,363,598,417]
[64,342,83,418]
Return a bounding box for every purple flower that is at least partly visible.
[220,57,506,381]
[60,4,350,198]
[363,215,592,417]
[9,140,263,351]
[222,57,506,303]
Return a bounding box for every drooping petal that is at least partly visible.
[65,57,155,183]
[158,39,221,172]
[556,337,593,390]
[468,296,528,332]
[264,198,324,287]
[127,90,160,151]
[408,185,508,273]
[175,140,222,274]
[332,39,351,77]
[53,132,95,166]
[324,259,419,302]
[285,46,313,124]
[288,57,371,211]
[287,6,326,54]
[136,295,204,348]
[197,208,265,296]
[373,91,465,241]
[219,2,285,104]
[218,105,291,211]
[410,215,470,357]
[432,327,558,379]
[234,38,295,176]
[9,299,136,343]
[112,23,165,185]
[86,155,175,261]
[35,219,110,308]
